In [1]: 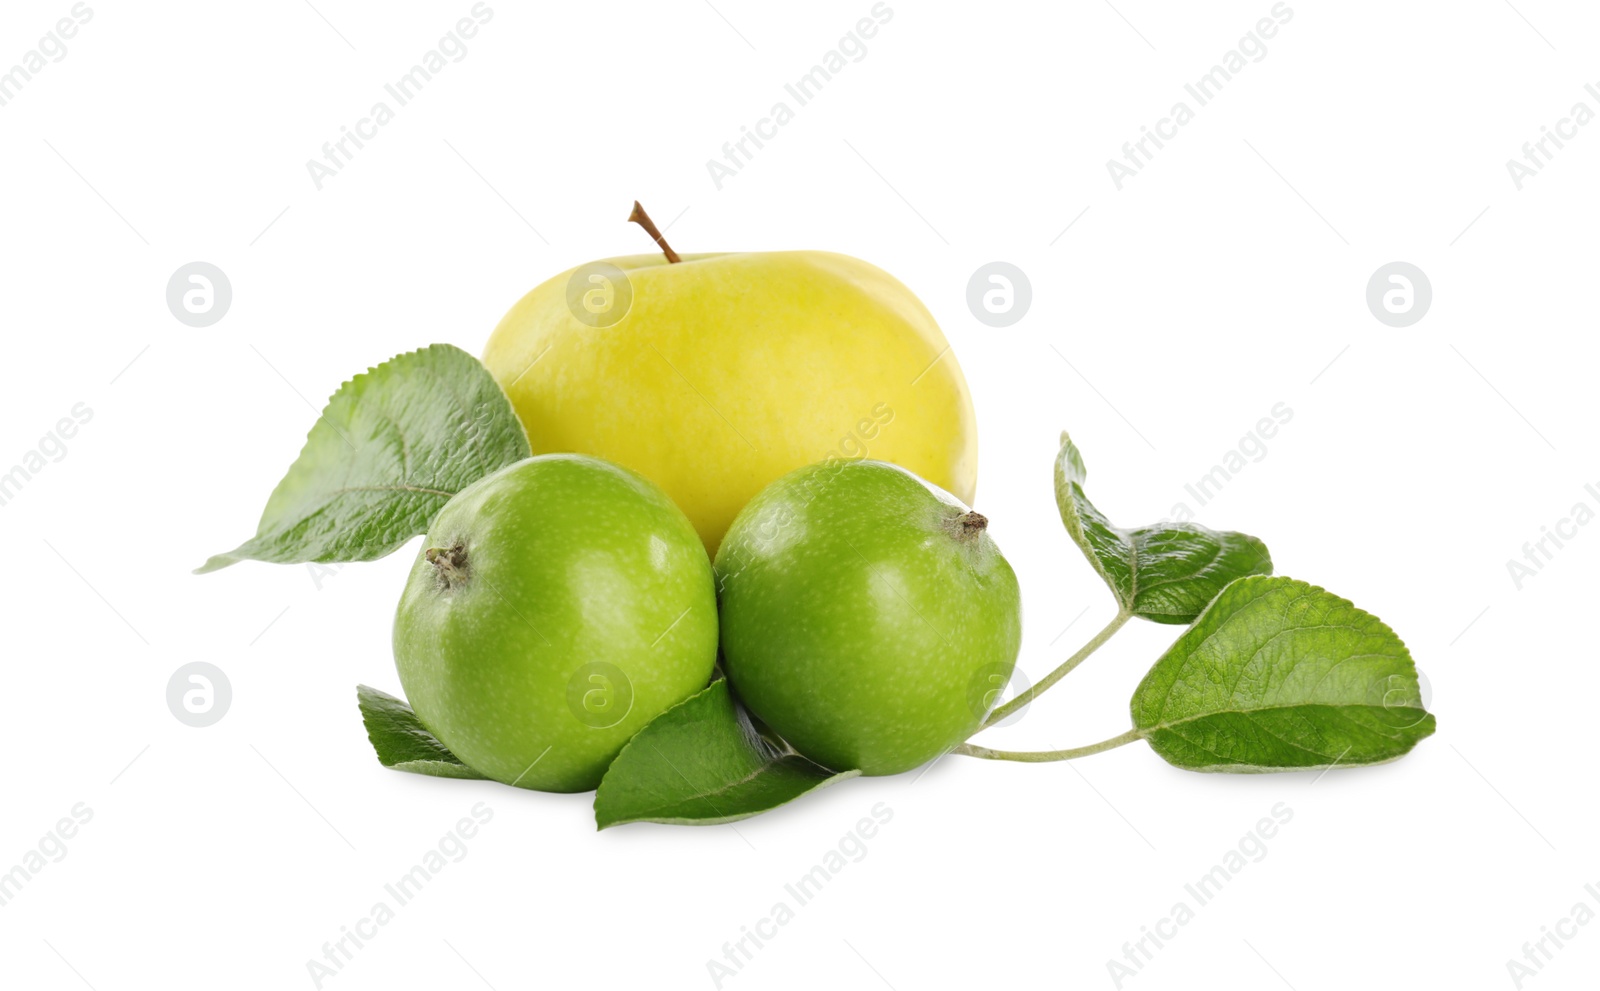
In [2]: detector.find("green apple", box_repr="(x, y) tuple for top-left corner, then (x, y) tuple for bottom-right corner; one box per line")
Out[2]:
(393, 454), (718, 792)
(481, 206), (977, 556)
(714, 459), (1022, 775)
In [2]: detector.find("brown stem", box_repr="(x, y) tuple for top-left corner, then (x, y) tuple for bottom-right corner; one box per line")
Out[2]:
(628, 201), (681, 263)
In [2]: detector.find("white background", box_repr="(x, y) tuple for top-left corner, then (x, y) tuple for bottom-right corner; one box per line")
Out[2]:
(2, 1), (1596, 988)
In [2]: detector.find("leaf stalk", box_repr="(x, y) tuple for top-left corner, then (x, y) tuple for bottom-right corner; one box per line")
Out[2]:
(980, 610), (1131, 729)
(954, 728), (1144, 763)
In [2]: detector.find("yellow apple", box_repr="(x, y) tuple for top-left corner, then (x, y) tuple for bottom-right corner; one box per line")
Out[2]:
(482, 237), (976, 554)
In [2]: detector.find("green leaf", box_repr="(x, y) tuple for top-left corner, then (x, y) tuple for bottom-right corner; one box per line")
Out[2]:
(197, 345), (530, 574)
(1055, 431), (1273, 623)
(1130, 576), (1436, 772)
(594, 680), (858, 828)
(357, 684), (485, 779)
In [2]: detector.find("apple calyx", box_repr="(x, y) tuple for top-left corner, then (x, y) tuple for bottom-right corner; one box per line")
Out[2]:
(953, 511), (988, 542)
(628, 201), (681, 264)
(425, 543), (470, 590)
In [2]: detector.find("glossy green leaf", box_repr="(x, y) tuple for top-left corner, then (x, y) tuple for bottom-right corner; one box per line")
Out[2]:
(1055, 431), (1273, 623)
(197, 345), (530, 573)
(594, 680), (858, 829)
(1131, 576), (1436, 772)
(357, 684), (485, 780)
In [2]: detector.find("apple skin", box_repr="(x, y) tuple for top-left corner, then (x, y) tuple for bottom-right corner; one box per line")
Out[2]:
(393, 454), (718, 793)
(481, 251), (976, 555)
(714, 459), (1021, 775)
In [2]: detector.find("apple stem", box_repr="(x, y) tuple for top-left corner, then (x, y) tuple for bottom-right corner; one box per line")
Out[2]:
(628, 201), (681, 263)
